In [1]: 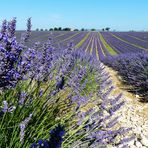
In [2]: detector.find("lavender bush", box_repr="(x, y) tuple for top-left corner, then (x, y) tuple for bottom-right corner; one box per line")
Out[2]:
(0, 18), (133, 148)
(0, 17), (32, 89)
(103, 52), (148, 102)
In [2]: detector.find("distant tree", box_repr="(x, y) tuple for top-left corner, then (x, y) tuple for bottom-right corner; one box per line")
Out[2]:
(45, 29), (48, 31)
(54, 27), (58, 31)
(105, 27), (110, 31)
(36, 28), (39, 31)
(58, 27), (62, 31)
(81, 28), (85, 31)
(74, 29), (79, 31)
(49, 28), (53, 31)
(102, 28), (105, 32)
(40, 29), (44, 31)
(63, 28), (71, 31)
(91, 28), (96, 31)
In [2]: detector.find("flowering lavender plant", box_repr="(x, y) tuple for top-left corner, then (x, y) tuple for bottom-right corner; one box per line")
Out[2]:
(103, 52), (148, 102)
(0, 18), (33, 89)
(0, 18), (133, 148)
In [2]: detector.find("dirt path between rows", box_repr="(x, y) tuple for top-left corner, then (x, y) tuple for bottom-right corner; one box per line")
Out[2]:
(104, 65), (148, 148)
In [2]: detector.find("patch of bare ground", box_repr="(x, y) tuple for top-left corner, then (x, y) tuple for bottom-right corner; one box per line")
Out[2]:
(104, 64), (148, 148)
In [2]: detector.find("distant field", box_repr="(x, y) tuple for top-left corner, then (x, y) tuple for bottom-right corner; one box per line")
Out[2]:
(16, 31), (148, 60)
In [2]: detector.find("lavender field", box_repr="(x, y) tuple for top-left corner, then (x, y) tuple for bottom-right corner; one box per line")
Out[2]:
(16, 28), (148, 100)
(0, 17), (148, 148)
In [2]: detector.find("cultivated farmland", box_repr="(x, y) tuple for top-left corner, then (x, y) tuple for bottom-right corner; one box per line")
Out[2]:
(0, 18), (148, 148)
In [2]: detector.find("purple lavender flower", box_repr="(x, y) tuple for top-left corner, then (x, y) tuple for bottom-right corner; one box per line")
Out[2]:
(8, 106), (16, 113)
(30, 125), (64, 148)
(107, 117), (119, 128)
(33, 41), (40, 50)
(49, 124), (65, 148)
(102, 86), (114, 99)
(20, 113), (33, 142)
(56, 76), (65, 90)
(30, 143), (37, 148)
(110, 93), (122, 105)
(109, 101), (125, 115)
(30, 140), (49, 148)
(39, 89), (43, 97)
(1, 100), (16, 113)
(118, 136), (135, 146)
(7, 17), (16, 38)
(2, 100), (8, 113)
(1, 19), (7, 36)
(23, 18), (32, 42)
(19, 92), (27, 105)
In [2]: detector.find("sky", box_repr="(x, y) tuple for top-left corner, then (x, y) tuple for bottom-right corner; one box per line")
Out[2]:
(0, 0), (148, 31)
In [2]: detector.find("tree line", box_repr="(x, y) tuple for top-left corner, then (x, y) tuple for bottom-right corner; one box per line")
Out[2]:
(35, 27), (110, 31)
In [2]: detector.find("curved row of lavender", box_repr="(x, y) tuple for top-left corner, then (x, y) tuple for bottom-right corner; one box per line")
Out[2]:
(112, 32), (148, 49)
(101, 32), (144, 53)
(78, 32), (108, 61)
(120, 32), (148, 42)
(103, 52), (148, 102)
(100, 32), (148, 102)
(0, 18), (134, 147)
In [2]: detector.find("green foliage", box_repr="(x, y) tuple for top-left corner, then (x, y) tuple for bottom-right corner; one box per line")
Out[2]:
(105, 27), (110, 31)
(75, 33), (90, 48)
(91, 28), (96, 31)
(99, 33), (117, 55)
(0, 56), (101, 147)
(74, 29), (79, 31)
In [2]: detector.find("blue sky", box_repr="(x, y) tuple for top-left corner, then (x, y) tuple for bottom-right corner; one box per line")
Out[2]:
(0, 0), (148, 31)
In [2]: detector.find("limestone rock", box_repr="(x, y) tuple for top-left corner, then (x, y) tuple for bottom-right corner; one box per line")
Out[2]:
(135, 141), (143, 148)
(140, 135), (148, 147)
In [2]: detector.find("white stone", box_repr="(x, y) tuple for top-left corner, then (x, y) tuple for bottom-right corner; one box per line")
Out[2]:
(136, 127), (142, 133)
(129, 146), (137, 148)
(140, 135), (148, 147)
(128, 139), (135, 146)
(135, 141), (143, 148)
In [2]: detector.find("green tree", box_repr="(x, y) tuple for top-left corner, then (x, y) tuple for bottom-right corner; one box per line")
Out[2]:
(58, 27), (62, 31)
(105, 27), (110, 31)
(49, 28), (53, 31)
(91, 28), (96, 31)
(63, 28), (71, 31)
(74, 29), (79, 31)
(54, 27), (58, 31)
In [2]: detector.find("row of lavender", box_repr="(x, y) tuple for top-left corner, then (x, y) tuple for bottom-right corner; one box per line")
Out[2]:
(101, 32), (148, 102)
(34, 31), (148, 102)
(16, 30), (87, 49)
(62, 31), (148, 102)
(33, 31), (148, 103)
(0, 18), (134, 147)
(115, 32), (148, 42)
(101, 32), (143, 54)
(112, 32), (148, 49)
